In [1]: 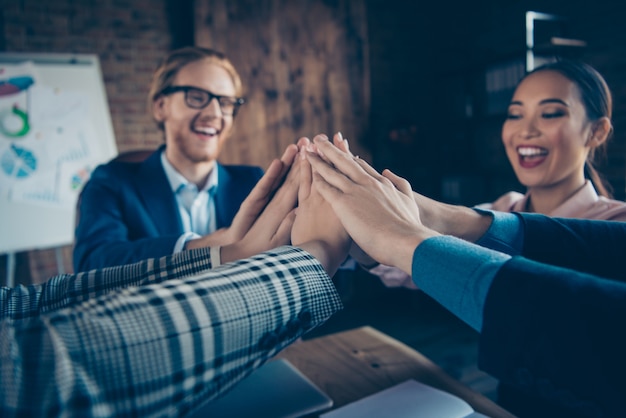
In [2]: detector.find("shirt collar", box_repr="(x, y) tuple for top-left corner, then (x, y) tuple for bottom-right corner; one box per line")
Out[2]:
(549, 180), (598, 217)
(160, 150), (219, 194)
(514, 180), (598, 216)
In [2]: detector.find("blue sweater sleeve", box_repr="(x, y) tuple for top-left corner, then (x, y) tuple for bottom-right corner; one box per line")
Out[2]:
(411, 211), (523, 331)
(474, 209), (524, 255)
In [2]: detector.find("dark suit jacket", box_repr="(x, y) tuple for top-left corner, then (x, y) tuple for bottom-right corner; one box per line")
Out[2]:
(73, 146), (263, 272)
(478, 214), (626, 418)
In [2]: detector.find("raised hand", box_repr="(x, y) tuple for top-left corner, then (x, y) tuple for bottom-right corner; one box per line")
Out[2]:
(186, 142), (300, 254)
(218, 141), (322, 263)
(292, 137), (351, 275)
(306, 136), (437, 275)
(329, 132), (383, 268)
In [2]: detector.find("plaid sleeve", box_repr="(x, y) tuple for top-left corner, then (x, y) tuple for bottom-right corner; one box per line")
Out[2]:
(0, 246), (342, 417)
(0, 247), (215, 320)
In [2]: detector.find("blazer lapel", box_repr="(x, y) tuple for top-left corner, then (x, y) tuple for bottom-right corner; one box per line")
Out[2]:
(214, 164), (236, 229)
(135, 146), (184, 235)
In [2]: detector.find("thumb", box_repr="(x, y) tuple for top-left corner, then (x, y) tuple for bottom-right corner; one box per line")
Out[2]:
(274, 209), (296, 246)
(299, 151), (312, 203)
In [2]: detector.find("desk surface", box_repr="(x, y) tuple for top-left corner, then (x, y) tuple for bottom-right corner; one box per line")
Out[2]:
(277, 326), (516, 418)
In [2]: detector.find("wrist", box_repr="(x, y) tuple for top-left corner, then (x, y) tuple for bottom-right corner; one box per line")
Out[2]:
(299, 239), (350, 276)
(221, 242), (243, 264)
(185, 228), (233, 251)
(388, 229), (437, 275)
(421, 199), (489, 242)
(450, 206), (493, 242)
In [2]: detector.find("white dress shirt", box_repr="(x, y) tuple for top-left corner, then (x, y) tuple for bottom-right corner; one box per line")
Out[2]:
(161, 151), (218, 252)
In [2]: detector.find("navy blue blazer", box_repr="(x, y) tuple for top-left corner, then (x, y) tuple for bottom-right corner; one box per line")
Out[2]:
(73, 146), (263, 272)
(479, 214), (626, 418)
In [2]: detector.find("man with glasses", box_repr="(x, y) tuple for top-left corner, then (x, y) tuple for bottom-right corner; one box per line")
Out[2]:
(2, 141), (352, 416)
(74, 47), (265, 271)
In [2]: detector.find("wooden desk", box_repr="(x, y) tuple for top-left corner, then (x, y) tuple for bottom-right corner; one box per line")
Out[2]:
(277, 326), (516, 418)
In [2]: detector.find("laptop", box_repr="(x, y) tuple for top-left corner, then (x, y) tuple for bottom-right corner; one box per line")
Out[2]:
(191, 359), (333, 418)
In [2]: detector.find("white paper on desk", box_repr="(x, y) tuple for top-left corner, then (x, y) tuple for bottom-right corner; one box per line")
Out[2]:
(321, 379), (490, 418)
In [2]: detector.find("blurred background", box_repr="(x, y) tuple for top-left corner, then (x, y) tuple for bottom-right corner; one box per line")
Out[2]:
(2, 0), (626, 282)
(2, 0), (626, 401)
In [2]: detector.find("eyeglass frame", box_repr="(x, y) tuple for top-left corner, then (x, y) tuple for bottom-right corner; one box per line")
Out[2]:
(159, 85), (245, 116)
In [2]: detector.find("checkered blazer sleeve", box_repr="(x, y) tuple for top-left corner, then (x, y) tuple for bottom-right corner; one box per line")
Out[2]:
(0, 247), (215, 320)
(0, 246), (342, 417)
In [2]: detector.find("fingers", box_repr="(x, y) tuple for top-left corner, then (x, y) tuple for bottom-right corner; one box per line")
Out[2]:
(382, 169), (413, 196)
(245, 159), (283, 204)
(280, 143), (299, 164)
(312, 135), (368, 185)
(311, 170), (343, 205)
(309, 134), (331, 164)
(263, 159), (299, 222)
(248, 157), (285, 205)
(296, 136), (311, 149)
(333, 132), (351, 155)
(306, 151), (353, 194)
(228, 143), (296, 240)
(353, 155), (385, 181)
(299, 149), (312, 204)
(273, 209), (296, 245)
(229, 158), (283, 235)
(273, 143), (299, 190)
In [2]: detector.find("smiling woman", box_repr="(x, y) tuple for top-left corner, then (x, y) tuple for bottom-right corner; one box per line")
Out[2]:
(477, 60), (626, 221)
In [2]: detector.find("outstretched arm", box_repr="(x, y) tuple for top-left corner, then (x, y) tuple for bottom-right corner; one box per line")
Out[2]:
(186, 142), (301, 250)
(306, 135), (626, 416)
(1, 138), (354, 417)
(1, 247), (214, 320)
(1, 246), (342, 417)
(3, 144), (303, 320)
(305, 135), (436, 274)
(292, 140), (351, 276)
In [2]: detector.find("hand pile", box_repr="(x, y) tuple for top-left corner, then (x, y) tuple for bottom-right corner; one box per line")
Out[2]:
(186, 131), (454, 277)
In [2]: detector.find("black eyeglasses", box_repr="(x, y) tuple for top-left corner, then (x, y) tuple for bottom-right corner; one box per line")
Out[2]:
(160, 86), (245, 116)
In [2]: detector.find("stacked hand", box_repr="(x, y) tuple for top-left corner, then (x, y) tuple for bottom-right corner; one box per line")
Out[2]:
(304, 135), (438, 275)
(186, 140), (302, 263)
(291, 134), (352, 275)
(185, 135), (353, 273)
(185, 130), (491, 278)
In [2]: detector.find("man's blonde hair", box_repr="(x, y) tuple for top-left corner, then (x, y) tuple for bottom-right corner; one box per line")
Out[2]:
(148, 47), (243, 130)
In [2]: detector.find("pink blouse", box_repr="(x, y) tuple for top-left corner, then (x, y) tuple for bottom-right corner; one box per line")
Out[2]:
(478, 180), (626, 222)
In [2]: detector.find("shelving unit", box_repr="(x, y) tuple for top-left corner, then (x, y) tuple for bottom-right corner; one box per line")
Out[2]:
(526, 11), (587, 71)
(437, 11), (588, 206)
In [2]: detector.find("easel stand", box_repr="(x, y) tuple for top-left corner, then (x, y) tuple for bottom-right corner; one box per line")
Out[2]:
(5, 252), (15, 287)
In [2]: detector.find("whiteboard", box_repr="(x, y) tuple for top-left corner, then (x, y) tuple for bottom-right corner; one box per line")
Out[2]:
(0, 53), (117, 253)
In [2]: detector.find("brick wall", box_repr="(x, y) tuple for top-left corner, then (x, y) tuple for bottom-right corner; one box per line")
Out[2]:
(3, 0), (172, 151)
(1, 0), (173, 283)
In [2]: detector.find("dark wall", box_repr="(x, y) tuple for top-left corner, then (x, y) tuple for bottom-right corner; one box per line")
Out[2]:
(366, 0), (626, 204)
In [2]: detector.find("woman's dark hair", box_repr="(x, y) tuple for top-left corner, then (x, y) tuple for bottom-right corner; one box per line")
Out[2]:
(526, 60), (614, 197)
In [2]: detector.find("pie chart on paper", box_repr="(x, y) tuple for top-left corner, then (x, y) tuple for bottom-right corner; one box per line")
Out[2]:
(1, 143), (37, 178)
(0, 76), (34, 97)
